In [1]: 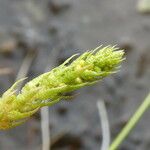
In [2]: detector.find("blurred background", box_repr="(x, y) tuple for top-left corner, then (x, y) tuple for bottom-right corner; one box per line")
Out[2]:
(0, 0), (150, 150)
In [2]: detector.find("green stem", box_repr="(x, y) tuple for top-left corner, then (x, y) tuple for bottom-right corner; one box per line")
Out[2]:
(109, 93), (150, 150)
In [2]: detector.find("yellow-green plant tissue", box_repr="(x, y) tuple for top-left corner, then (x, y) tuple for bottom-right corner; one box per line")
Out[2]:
(0, 46), (124, 129)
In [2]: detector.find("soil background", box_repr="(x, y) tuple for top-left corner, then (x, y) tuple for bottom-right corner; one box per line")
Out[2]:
(0, 0), (150, 150)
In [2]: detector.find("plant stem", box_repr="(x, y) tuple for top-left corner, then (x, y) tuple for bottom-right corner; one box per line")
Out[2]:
(109, 93), (150, 150)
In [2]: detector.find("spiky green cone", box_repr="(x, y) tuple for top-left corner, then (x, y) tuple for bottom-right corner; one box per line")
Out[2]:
(0, 46), (124, 129)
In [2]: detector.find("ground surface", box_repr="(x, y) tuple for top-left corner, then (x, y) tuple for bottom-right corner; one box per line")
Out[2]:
(0, 0), (150, 150)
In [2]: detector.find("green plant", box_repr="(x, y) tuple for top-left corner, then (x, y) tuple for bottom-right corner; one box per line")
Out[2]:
(109, 93), (150, 150)
(1, 45), (149, 150)
(0, 45), (124, 130)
